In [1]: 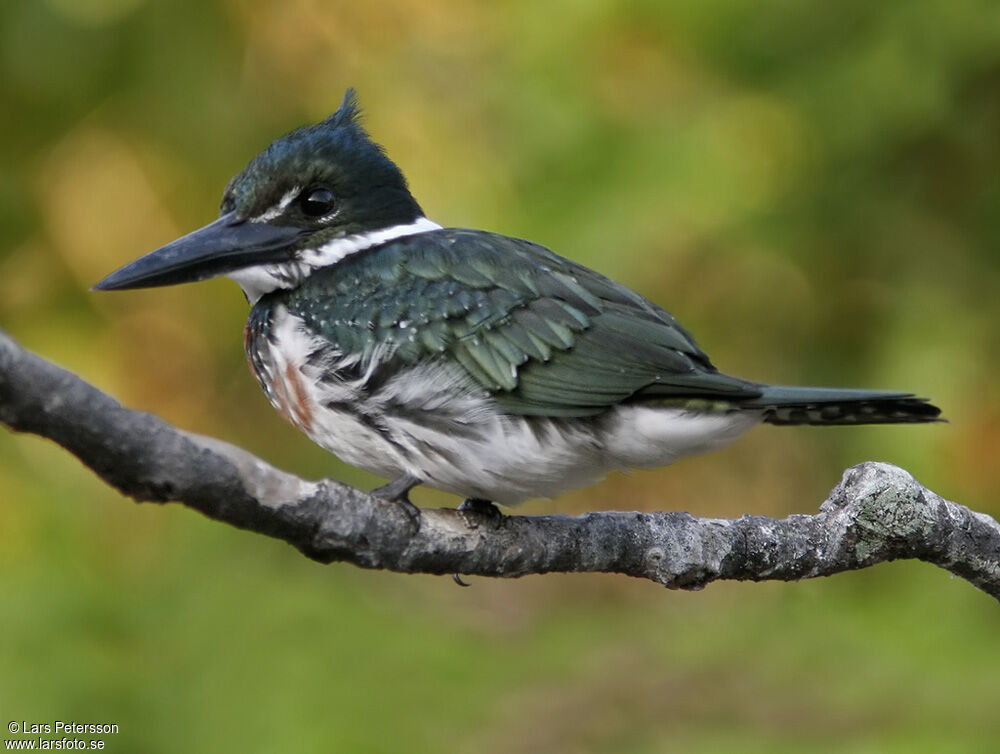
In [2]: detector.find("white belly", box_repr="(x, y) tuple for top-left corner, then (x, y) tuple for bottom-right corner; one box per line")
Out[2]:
(386, 405), (760, 505)
(258, 305), (761, 505)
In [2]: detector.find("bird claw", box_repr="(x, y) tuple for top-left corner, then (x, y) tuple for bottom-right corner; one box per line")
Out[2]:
(458, 497), (503, 527)
(371, 474), (422, 532)
(394, 497), (422, 531)
(450, 498), (503, 587)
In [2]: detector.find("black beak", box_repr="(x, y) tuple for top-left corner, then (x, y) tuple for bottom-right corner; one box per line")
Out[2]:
(93, 211), (303, 291)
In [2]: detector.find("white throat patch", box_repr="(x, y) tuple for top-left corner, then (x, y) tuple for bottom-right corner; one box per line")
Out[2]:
(227, 216), (443, 304)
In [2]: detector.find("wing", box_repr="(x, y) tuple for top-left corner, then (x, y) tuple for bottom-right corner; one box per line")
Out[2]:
(281, 228), (762, 417)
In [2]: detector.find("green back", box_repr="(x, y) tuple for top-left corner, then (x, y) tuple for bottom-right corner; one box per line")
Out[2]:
(278, 229), (761, 417)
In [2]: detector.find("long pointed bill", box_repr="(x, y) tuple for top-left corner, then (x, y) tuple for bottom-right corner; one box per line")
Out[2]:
(93, 211), (303, 291)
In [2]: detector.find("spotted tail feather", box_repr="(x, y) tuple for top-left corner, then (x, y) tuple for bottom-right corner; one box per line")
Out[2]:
(751, 386), (942, 426)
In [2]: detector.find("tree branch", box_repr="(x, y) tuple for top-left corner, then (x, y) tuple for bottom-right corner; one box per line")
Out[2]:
(2, 327), (997, 600)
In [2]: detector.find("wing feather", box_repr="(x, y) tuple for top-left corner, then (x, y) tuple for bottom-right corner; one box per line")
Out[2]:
(282, 228), (762, 416)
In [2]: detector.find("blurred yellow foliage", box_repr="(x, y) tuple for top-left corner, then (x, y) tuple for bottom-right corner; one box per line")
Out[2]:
(2, 1), (999, 751)
(39, 126), (180, 284)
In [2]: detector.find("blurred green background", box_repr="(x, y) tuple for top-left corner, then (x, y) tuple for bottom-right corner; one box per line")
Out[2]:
(2, 0), (1000, 751)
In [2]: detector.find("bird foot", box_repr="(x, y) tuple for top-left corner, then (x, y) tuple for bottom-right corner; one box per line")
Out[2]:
(457, 497), (504, 527)
(371, 474), (422, 532)
(451, 498), (504, 587)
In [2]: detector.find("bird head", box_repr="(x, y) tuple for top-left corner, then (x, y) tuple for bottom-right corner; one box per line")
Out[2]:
(94, 89), (434, 302)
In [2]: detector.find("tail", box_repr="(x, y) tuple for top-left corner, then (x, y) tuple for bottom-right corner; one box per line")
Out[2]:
(749, 386), (943, 426)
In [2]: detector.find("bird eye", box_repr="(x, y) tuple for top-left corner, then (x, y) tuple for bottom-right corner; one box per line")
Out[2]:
(300, 187), (336, 217)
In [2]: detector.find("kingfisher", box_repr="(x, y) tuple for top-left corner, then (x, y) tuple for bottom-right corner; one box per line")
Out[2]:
(95, 89), (941, 514)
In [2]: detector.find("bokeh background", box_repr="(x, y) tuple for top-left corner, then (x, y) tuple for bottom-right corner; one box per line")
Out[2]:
(2, 0), (1000, 751)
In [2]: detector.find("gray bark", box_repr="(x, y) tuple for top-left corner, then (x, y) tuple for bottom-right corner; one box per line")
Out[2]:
(2, 328), (998, 600)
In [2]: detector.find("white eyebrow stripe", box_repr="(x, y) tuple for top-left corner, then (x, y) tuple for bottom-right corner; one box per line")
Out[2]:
(250, 186), (301, 223)
(299, 216), (444, 268)
(226, 216), (444, 305)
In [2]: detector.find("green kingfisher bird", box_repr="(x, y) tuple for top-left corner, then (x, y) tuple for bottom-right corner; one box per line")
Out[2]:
(95, 89), (941, 510)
